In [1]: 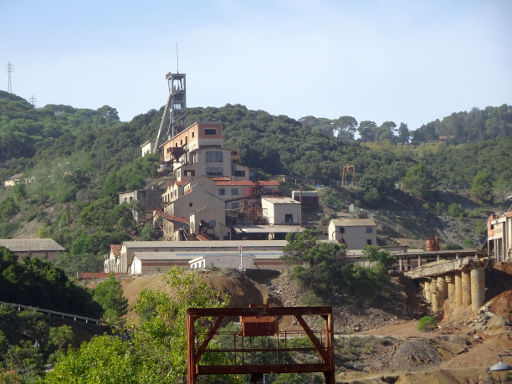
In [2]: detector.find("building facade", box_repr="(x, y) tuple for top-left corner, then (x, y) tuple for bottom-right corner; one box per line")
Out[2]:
(328, 218), (377, 249)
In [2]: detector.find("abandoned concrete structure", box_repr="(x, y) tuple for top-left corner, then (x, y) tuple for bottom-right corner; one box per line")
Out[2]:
(118, 187), (163, 223)
(328, 218), (377, 249)
(0, 238), (65, 261)
(406, 256), (488, 314)
(487, 212), (512, 261)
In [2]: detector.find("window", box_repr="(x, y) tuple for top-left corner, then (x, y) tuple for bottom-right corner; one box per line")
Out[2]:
(234, 170), (246, 177)
(206, 167), (223, 176)
(285, 214), (293, 224)
(189, 202), (193, 207)
(366, 227), (373, 234)
(206, 151), (223, 162)
(339, 227), (345, 233)
(366, 239), (372, 245)
(204, 128), (217, 135)
(218, 188), (226, 196)
(231, 188), (239, 195)
(192, 132), (195, 138)
(184, 170), (195, 177)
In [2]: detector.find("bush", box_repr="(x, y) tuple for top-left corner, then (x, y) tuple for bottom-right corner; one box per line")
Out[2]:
(417, 316), (436, 332)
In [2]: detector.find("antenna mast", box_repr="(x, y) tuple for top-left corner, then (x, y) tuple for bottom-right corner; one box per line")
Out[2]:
(176, 43), (179, 73)
(6, 62), (13, 93)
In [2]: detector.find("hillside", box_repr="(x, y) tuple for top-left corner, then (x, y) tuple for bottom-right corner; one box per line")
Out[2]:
(1, 91), (512, 273)
(112, 265), (512, 384)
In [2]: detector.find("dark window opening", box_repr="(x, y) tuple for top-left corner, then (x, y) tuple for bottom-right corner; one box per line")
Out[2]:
(367, 239), (372, 245)
(204, 128), (217, 135)
(285, 214), (293, 224)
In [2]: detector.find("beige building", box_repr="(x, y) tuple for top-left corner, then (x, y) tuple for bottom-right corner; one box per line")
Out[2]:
(487, 212), (512, 261)
(0, 238), (65, 261)
(159, 122), (249, 182)
(118, 187), (163, 223)
(261, 196), (301, 225)
(328, 218), (377, 249)
(141, 140), (154, 157)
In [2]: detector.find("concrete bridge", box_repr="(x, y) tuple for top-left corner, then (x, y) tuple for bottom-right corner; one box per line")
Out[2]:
(404, 256), (489, 314)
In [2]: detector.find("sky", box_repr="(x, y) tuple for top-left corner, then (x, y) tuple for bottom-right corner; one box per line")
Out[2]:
(1, 0), (511, 130)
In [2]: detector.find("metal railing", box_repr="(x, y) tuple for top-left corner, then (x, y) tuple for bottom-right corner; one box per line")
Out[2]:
(0, 301), (102, 325)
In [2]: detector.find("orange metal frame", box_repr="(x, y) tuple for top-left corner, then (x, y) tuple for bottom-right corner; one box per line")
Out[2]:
(186, 306), (335, 383)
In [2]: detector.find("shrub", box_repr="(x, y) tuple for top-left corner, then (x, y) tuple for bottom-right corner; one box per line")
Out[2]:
(417, 316), (436, 332)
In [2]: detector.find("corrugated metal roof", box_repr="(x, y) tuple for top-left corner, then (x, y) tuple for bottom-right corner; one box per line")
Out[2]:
(123, 240), (288, 249)
(0, 238), (65, 252)
(257, 181), (280, 186)
(330, 218), (376, 227)
(110, 244), (122, 257)
(133, 250), (283, 261)
(216, 180), (256, 186)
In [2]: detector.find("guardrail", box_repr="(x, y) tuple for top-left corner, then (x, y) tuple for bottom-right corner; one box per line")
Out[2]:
(0, 301), (102, 325)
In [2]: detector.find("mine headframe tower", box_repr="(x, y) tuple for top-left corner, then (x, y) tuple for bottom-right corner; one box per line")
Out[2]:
(187, 305), (335, 384)
(153, 71), (187, 153)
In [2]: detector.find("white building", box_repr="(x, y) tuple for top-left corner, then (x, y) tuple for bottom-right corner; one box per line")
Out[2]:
(189, 252), (255, 271)
(261, 196), (301, 225)
(105, 240), (287, 274)
(328, 218), (377, 249)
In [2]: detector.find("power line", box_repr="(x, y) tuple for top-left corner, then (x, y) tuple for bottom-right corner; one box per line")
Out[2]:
(6, 61), (13, 93)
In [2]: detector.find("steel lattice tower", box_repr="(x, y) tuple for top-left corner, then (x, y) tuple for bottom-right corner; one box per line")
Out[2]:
(6, 62), (13, 93)
(153, 71), (187, 152)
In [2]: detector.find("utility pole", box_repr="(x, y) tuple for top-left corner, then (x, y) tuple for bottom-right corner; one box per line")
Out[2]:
(6, 62), (13, 93)
(29, 95), (37, 107)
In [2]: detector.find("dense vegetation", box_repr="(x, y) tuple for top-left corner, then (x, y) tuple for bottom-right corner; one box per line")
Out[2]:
(412, 104), (512, 145)
(44, 267), (239, 384)
(1, 90), (511, 274)
(0, 247), (124, 382)
(282, 231), (396, 299)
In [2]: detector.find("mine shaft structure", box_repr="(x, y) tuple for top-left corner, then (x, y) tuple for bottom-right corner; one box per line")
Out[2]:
(186, 305), (335, 383)
(341, 164), (356, 187)
(153, 71), (187, 153)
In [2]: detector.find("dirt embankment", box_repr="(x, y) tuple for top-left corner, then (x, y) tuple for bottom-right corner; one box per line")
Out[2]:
(118, 265), (512, 384)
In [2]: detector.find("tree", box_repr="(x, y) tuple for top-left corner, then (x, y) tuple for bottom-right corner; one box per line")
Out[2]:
(45, 267), (237, 384)
(93, 273), (128, 324)
(471, 170), (493, 203)
(403, 163), (434, 197)
(397, 122), (410, 143)
(358, 121), (378, 142)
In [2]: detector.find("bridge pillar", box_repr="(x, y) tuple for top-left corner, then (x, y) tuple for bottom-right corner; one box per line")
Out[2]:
(461, 269), (471, 307)
(431, 279), (440, 313)
(437, 275), (447, 303)
(446, 274), (455, 309)
(471, 267), (485, 312)
(454, 271), (463, 307)
(424, 280), (432, 302)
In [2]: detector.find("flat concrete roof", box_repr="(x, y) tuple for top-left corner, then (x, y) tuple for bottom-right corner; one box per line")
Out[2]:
(0, 238), (65, 252)
(261, 196), (300, 204)
(132, 250), (283, 264)
(330, 218), (376, 227)
(234, 225), (304, 234)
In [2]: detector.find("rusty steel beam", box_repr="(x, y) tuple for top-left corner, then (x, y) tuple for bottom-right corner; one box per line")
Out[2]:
(295, 314), (329, 364)
(187, 306), (332, 317)
(195, 316), (224, 363)
(198, 363), (331, 375)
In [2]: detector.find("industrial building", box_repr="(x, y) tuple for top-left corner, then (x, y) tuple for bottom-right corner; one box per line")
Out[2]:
(328, 218), (377, 249)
